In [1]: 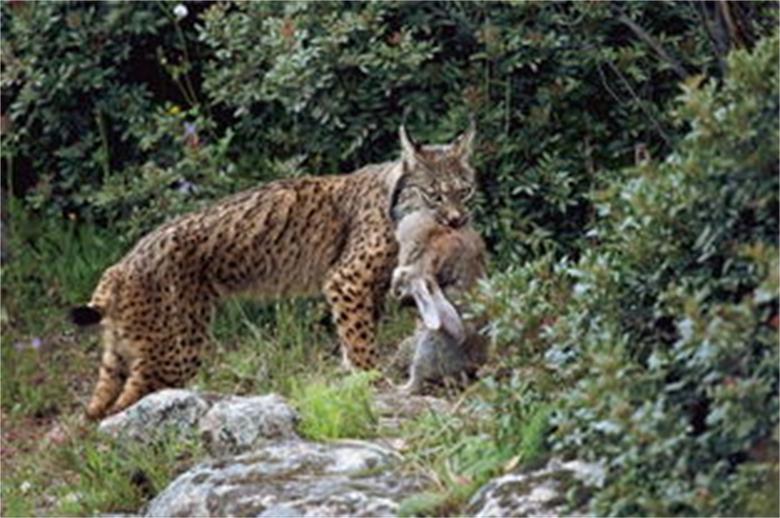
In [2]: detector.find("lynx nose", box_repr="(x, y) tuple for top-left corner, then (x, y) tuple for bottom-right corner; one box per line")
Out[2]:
(445, 211), (468, 228)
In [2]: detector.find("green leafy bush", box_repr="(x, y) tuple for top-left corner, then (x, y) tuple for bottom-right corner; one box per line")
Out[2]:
(196, 1), (777, 262)
(478, 32), (779, 516)
(5, 2), (775, 257)
(2, 2), (167, 212)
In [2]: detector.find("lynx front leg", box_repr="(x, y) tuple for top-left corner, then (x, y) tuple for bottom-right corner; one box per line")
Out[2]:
(324, 266), (382, 371)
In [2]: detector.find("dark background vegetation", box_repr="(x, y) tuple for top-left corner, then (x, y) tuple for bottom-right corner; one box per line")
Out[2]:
(1, 2), (777, 516)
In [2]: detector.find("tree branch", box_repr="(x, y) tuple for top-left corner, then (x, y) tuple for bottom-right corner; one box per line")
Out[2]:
(617, 13), (689, 81)
(605, 60), (673, 148)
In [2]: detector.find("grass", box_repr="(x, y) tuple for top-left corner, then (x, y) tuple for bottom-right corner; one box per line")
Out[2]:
(197, 297), (339, 397)
(394, 381), (555, 516)
(292, 371), (380, 440)
(517, 403), (552, 465)
(2, 210), (124, 335)
(397, 490), (464, 517)
(2, 211), (114, 419)
(1, 420), (204, 516)
(54, 428), (204, 515)
(1, 342), (74, 418)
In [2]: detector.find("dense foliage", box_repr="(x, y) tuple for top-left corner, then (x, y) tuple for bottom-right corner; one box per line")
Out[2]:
(4, 2), (775, 257)
(477, 32), (779, 515)
(1, 2), (777, 516)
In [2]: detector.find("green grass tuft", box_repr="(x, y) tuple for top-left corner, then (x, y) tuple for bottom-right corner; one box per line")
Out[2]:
(397, 491), (458, 517)
(0, 421), (205, 516)
(51, 428), (204, 515)
(292, 371), (379, 440)
(518, 403), (551, 465)
(197, 298), (337, 397)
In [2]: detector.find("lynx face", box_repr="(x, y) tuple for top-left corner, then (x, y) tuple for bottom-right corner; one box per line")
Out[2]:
(389, 124), (477, 228)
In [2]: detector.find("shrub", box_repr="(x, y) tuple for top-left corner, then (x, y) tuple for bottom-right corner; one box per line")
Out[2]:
(197, 1), (778, 262)
(478, 31), (779, 516)
(4, 2), (776, 258)
(1, 2), (168, 214)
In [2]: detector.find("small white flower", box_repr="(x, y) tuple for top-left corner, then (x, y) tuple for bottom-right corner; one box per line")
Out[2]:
(173, 4), (188, 21)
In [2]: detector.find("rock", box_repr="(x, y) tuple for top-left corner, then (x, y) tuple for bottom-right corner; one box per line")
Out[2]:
(257, 504), (301, 517)
(99, 389), (210, 442)
(467, 457), (606, 517)
(199, 394), (299, 454)
(374, 389), (453, 433)
(98, 389), (298, 453)
(144, 439), (426, 517)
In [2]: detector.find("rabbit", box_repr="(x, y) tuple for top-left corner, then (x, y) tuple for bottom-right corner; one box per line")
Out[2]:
(391, 210), (489, 393)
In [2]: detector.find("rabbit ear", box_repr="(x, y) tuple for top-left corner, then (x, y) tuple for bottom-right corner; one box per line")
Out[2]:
(408, 277), (466, 343)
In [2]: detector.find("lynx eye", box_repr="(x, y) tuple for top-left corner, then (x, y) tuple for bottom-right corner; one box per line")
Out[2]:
(423, 190), (444, 203)
(457, 186), (475, 202)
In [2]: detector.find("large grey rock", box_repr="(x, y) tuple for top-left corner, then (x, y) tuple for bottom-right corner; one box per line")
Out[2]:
(199, 394), (298, 454)
(374, 389), (452, 432)
(144, 439), (426, 517)
(98, 389), (298, 453)
(99, 389), (210, 442)
(467, 457), (606, 517)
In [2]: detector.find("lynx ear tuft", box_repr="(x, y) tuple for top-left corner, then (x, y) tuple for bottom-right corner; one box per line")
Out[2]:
(70, 305), (103, 327)
(451, 119), (476, 161)
(399, 125), (423, 166)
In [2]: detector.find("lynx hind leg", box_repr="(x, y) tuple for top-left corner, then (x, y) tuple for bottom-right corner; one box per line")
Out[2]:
(156, 330), (209, 388)
(105, 329), (208, 417)
(324, 268), (381, 371)
(86, 345), (126, 420)
(108, 355), (166, 416)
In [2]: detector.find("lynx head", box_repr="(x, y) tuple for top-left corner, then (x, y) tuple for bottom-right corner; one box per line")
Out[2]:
(389, 123), (477, 228)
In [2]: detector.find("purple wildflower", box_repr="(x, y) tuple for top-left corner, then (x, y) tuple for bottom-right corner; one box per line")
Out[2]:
(31, 337), (43, 350)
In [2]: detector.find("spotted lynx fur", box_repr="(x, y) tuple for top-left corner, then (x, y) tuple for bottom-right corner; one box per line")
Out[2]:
(71, 125), (476, 419)
(391, 209), (488, 393)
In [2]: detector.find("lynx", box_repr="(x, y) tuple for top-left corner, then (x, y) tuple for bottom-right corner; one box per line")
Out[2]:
(71, 125), (477, 419)
(391, 209), (489, 394)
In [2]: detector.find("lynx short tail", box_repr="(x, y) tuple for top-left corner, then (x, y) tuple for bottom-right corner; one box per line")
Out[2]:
(69, 265), (122, 327)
